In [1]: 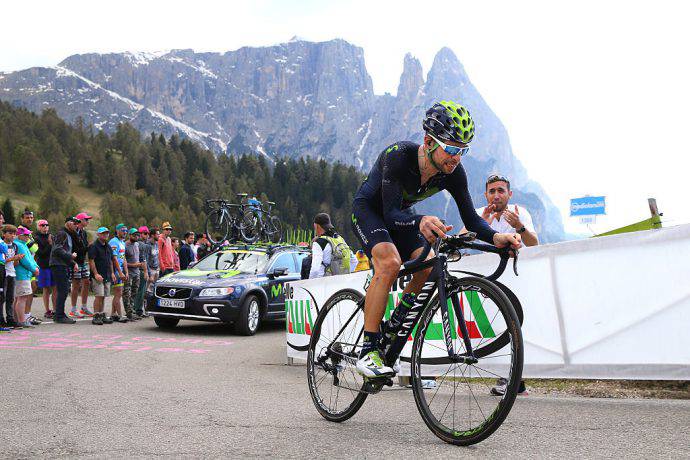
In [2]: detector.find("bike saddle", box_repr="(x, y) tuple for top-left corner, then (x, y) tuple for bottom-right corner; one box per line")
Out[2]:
(236, 193), (248, 197)
(266, 201), (275, 205)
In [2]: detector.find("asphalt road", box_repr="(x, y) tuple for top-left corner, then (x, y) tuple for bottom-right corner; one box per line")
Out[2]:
(1, 303), (688, 459)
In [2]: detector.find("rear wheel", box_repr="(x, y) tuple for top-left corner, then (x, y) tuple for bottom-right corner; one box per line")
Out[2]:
(153, 316), (180, 329)
(307, 289), (368, 422)
(410, 276), (523, 445)
(205, 210), (229, 244)
(267, 216), (283, 243)
(240, 210), (259, 244)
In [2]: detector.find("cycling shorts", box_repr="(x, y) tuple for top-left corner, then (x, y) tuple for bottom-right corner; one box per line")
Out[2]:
(351, 199), (426, 262)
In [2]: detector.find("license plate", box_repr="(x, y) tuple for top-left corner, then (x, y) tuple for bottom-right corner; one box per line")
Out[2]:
(158, 299), (185, 308)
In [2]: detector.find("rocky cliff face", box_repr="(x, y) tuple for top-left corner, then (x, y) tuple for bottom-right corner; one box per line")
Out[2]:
(0, 39), (565, 241)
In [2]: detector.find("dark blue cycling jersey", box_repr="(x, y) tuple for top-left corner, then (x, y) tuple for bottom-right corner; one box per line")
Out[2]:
(352, 141), (496, 258)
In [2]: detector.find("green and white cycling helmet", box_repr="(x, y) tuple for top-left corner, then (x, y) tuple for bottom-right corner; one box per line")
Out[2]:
(423, 100), (475, 144)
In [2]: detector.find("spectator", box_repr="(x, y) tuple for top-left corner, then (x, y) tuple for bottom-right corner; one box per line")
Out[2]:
(20, 211), (39, 321)
(158, 222), (175, 276)
(2, 225), (23, 328)
(108, 224), (129, 323)
(308, 213), (357, 279)
(49, 217), (80, 324)
(354, 249), (371, 272)
(69, 212), (94, 318)
(35, 219), (56, 319)
(196, 233), (211, 260)
(476, 174), (539, 247)
(133, 226), (151, 317)
(145, 227), (160, 295)
(179, 232), (195, 270)
(476, 174), (539, 397)
(88, 227), (116, 325)
(171, 237), (181, 272)
(123, 228), (143, 321)
(0, 221), (7, 331)
(14, 226), (40, 328)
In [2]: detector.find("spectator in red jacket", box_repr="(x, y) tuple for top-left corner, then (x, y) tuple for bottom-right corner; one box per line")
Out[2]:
(158, 221), (175, 276)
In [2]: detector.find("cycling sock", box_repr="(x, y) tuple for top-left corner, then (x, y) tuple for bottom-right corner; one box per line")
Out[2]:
(360, 330), (381, 358)
(380, 292), (416, 354)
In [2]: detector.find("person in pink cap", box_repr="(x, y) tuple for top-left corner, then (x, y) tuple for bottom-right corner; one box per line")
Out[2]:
(69, 212), (94, 318)
(34, 219), (57, 319)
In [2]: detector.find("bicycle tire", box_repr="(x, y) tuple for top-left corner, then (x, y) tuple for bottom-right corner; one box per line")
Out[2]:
(205, 209), (229, 245)
(307, 289), (368, 422)
(410, 276), (523, 445)
(268, 215), (283, 243)
(240, 209), (259, 244)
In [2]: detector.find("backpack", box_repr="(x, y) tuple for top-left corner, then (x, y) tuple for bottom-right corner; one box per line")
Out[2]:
(321, 234), (352, 275)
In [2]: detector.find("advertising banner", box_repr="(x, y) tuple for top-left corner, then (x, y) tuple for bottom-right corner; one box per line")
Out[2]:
(287, 224), (690, 380)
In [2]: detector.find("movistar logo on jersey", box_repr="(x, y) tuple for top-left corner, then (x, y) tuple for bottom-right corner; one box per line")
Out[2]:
(385, 144), (400, 154)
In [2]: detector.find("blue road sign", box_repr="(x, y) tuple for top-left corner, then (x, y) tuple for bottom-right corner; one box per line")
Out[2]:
(570, 196), (606, 216)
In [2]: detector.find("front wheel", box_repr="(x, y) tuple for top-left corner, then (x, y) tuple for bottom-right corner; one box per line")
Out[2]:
(307, 289), (368, 422)
(410, 276), (523, 445)
(205, 210), (229, 245)
(234, 294), (261, 335)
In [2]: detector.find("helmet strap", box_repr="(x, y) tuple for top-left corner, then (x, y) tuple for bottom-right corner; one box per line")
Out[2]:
(425, 142), (444, 172)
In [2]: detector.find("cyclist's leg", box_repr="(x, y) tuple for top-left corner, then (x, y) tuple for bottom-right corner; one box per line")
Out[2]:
(351, 204), (397, 377)
(394, 230), (434, 297)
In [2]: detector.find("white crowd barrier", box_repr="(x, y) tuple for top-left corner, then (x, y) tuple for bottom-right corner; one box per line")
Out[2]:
(285, 224), (690, 380)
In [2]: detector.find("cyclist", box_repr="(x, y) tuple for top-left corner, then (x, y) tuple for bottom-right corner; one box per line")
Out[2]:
(351, 100), (522, 378)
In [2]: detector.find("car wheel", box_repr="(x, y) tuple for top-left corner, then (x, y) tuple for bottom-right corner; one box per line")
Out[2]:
(154, 316), (180, 329)
(234, 295), (261, 336)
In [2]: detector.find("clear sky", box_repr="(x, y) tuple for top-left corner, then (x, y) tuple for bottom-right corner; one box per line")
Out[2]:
(2, 0), (688, 234)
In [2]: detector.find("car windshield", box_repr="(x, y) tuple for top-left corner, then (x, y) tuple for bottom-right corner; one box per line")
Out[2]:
(193, 250), (269, 274)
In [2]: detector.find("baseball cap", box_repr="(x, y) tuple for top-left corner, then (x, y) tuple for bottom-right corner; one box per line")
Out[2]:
(115, 223), (127, 231)
(16, 226), (31, 236)
(162, 221), (173, 230)
(314, 213), (334, 231)
(97, 227), (109, 234)
(138, 225), (149, 233)
(37, 219), (49, 226)
(75, 212), (92, 220)
(128, 228), (140, 235)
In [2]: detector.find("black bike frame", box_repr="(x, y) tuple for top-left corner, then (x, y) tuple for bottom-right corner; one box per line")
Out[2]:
(326, 244), (477, 367)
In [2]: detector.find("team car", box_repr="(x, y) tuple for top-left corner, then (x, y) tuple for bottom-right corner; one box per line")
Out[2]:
(147, 244), (309, 335)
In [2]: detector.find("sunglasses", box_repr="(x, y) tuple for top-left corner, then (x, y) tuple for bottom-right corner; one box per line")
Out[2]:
(486, 174), (510, 185)
(429, 134), (470, 157)
(39, 224), (49, 227)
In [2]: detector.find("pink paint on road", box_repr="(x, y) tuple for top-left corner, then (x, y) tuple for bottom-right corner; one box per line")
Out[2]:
(0, 330), (231, 354)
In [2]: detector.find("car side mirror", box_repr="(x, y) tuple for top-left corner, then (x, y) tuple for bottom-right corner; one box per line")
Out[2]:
(271, 267), (289, 277)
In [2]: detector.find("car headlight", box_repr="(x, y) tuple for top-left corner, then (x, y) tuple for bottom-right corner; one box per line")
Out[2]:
(199, 287), (235, 297)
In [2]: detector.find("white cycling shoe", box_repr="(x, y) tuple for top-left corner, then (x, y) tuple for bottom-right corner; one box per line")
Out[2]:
(356, 350), (395, 378)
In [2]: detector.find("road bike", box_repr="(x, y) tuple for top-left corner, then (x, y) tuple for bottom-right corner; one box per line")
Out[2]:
(204, 194), (257, 244)
(306, 233), (524, 445)
(241, 200), (283, 244)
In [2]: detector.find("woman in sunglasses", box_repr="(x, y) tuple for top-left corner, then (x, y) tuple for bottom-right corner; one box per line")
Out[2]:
(350, 100), (522, 378)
